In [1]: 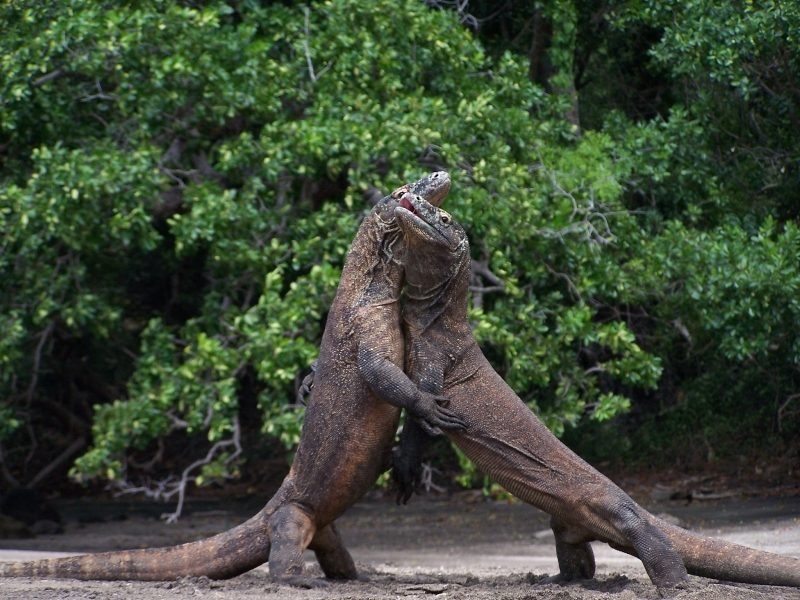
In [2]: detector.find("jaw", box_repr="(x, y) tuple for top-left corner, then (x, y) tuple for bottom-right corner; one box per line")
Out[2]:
(377, 171), (451, 228)
(408, 171), (450, 207)
(392, 171), (451, 208)
(395, 205), (449, 249)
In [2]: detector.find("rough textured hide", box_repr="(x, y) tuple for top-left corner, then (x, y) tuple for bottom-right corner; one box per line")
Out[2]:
(0, 172), (455, 585)
(390, 193), (800, 594)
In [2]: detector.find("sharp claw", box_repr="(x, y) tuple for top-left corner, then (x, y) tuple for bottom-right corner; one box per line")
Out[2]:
(435, 415), (467, 430)
(418, 420), (438, 436)
(426, 425), (443, 436)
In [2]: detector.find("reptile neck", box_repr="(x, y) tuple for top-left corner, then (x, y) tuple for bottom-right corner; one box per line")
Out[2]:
(403, 254), (470, 334)
(336, 205), (404, 308)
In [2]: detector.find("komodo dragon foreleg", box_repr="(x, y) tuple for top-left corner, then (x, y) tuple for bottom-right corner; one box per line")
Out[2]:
(300, 334), (466, 431)
(358, 343), (465, 434)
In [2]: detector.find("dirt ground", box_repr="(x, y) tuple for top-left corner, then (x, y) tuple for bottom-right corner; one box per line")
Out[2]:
(1, 491), (799, 600)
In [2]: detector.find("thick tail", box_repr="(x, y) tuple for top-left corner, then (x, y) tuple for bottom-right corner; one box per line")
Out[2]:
(0, 501), (276, 581)
(653, 515), (800, 587)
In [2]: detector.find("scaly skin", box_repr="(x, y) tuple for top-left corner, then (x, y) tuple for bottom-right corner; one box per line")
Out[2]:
(381, 193), (800, 594)
(0, 172), (464, 585)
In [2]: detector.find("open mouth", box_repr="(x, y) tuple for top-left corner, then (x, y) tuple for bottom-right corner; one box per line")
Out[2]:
(398, 195), (418, 216)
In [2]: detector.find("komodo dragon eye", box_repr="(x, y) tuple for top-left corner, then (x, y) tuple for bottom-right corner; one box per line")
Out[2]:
(440, 213), (451, 225)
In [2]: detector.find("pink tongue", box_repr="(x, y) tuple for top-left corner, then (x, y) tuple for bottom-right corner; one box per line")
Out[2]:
(399, 197), (415, 213)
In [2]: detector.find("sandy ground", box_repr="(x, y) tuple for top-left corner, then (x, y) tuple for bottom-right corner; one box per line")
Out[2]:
(0, 492), (799, 599)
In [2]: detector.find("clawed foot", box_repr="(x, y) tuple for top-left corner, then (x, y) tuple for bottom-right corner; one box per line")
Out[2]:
(391, 445), (422, 504)
(414, 392), (467, 434)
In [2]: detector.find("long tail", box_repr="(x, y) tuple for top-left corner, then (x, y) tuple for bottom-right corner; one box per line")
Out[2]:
(0, 498), (278, 581)
(652, 515), (800, 587)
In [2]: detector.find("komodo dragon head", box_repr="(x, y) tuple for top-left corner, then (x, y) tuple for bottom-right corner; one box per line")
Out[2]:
(391, 170), (451, 207)
(394, 191), (470, 293)
(395, 192), (468, 253)
(370, 172), (451, 267)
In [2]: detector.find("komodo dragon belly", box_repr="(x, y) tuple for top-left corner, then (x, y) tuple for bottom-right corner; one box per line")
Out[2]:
(443, 357), (633, 547)
(288, 369), (401, 527)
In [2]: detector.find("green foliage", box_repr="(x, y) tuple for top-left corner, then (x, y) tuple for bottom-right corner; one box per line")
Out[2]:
(0, 403), (21, 441)
(2, 0), (798, 496)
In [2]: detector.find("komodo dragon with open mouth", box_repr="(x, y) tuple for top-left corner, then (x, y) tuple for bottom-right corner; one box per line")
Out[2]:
(0, 172), (465, 586)
(365, 191), (800, 595)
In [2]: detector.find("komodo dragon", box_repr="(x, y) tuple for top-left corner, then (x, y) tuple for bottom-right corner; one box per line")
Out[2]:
(0, 172), (464, 585)
(366, 192), (800, 595)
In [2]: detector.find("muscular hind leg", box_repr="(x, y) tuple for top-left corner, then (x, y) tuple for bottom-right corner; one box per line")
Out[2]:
(549, 517), (596, 581)
(267, 503), (321, 587)
(308, 522), (358, 580)
(607, 502), (688, 593)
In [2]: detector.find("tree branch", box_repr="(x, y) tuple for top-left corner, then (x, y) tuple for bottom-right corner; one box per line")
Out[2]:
(26, 321), (55, 404)
(302, 7), (333, 83)
(470, 257), (505, 309)
(0, 443), (21, 488)
(777, 393), (800, 433)
(28, 437), (86, 489)
(534, 158), (620, 245)
(111, 416), (243, 523)
(32, 68), (66, 87)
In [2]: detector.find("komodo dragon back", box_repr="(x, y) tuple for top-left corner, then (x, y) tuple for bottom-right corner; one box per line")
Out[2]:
(0, 172), (452, 583)
(390, 193), (800, 593)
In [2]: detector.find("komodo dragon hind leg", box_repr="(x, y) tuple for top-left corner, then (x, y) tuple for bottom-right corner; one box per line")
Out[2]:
(267, 503), (349, 587)
(308, 522), (358, 580)
(549, 517), (596, 581)
(606, 503), (688, 595)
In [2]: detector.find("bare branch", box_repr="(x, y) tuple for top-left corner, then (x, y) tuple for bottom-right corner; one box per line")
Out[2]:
(127, 438), (165, 471)
(26, 321), (55, 403)
(583, 365), (606, 376)
(302, 7), (317, 81)
(302, 7), (333, 83)
(534, 157), (622, 246)
(469, 285), (505, 294)
(471, 258), (504, 288)
(544, 262), (582, 302)
(112, 416), (243, 523)
(32, 68), (66, 87)
(28, 437), (86, 489)
(418, 462), (446, 494)
(113, 476), (179, 502)
(35, 397), (90, 435)
(777, 393), (800, 433)
(0, 443), (21, 488)
(161, 416), (242, 523)
(470, 256), (505, 309)
(80, 80), (115, 102)
(672, 318), (693, 346)
(423, 0), (480, 29)
(24, 417), (38, 474)
(166, 411), (190, 431)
